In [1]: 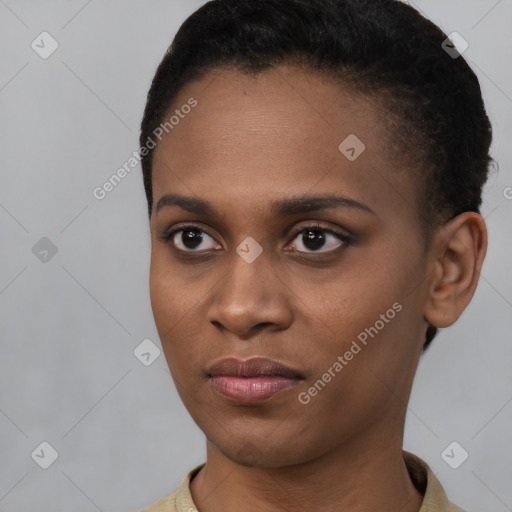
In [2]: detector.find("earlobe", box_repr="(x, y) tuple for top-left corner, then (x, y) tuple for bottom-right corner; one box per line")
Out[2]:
(423, 212), (487, 329)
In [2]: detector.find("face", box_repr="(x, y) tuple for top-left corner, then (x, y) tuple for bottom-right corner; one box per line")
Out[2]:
(149, 65), (432, 468)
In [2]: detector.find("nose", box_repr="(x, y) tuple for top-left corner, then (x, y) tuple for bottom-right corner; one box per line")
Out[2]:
(207, 252), (293, 339)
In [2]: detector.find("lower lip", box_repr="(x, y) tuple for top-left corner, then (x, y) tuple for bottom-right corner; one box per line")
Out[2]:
(210, 376), (300, 404)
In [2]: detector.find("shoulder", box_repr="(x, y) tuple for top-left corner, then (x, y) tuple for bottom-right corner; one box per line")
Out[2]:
(403, 450), (468, 512)
(141, 463), (205, 512)
(140, 494), (175, 512)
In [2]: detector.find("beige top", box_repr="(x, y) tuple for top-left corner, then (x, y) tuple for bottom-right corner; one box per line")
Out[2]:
(142, 450), (466, 512)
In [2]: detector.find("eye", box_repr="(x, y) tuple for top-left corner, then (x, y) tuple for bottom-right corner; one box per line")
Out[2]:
(158, 222), (352, 255)
(287, 224), (352, 254)
(159, 225), (221, 252)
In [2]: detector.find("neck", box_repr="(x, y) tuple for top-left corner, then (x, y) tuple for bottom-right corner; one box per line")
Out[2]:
(190, 425), (423, 512)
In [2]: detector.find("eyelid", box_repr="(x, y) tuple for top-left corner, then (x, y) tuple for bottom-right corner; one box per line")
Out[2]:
(287, 221), (352, 241)
(158, 221), (352, 253)
(157, 222), (221, 247)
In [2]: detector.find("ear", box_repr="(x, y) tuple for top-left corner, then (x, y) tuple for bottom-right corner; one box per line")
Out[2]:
(424, 212), (487, 329)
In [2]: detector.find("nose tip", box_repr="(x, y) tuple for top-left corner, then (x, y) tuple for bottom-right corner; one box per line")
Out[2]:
(206, 252), (294, 338)
(210, 317), (275, 339)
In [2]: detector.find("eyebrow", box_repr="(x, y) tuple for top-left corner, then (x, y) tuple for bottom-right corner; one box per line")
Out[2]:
(153, 193), (375, 217)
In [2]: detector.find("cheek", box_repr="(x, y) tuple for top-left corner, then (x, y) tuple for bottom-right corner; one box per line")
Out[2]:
(293, 303), (421, 444)
(149, 252), (214, 372)
(149, 258), (173, 328)
(149, 248), (195, 322)
(296, 257), (404, 350)
(305, 244), (424, 382)
(149, 254), (192, 353)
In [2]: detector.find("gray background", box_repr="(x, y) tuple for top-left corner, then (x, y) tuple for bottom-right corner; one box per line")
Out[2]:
(0, 1), (511, 511)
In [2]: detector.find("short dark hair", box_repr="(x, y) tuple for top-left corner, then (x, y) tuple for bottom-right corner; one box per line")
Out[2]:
(139, 0), (493, 351)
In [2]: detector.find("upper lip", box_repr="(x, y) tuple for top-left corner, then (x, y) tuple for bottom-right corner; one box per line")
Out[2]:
(207, 357), (304, 379)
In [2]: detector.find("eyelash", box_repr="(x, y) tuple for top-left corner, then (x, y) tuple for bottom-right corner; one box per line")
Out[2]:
(157, 222), (353, 256)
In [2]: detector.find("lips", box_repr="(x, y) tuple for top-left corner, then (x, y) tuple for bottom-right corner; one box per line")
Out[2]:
(207, 357), (304, 404)
(208, 357), (303, 379)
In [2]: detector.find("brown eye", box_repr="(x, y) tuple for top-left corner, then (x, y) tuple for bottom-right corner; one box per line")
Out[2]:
(159, 225), (221, 252)
(288, 225), (351, 254)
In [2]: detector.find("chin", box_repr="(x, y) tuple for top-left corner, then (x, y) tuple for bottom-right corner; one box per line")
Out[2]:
(213, 437), (306, 469)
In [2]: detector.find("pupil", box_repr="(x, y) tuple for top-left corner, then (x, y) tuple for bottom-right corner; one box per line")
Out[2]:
(180, 229), (326, 251)
(304, 229), (325, 250)
(183, 229), (202, 249)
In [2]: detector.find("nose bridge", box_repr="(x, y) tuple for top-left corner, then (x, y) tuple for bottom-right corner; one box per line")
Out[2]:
(208, 244), (291, 336)
(219, 246), (271, 310)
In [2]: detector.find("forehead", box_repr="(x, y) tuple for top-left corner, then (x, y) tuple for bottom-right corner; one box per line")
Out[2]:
(151, 65), (418, 224)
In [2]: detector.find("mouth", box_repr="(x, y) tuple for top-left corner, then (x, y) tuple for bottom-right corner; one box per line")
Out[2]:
(207, 357), (304, 404)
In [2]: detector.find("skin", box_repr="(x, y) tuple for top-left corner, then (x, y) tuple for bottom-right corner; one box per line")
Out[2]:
(148, 65), (487, 512)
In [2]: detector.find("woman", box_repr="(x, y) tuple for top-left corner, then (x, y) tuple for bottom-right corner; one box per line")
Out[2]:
(139, 0), (491, 510)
